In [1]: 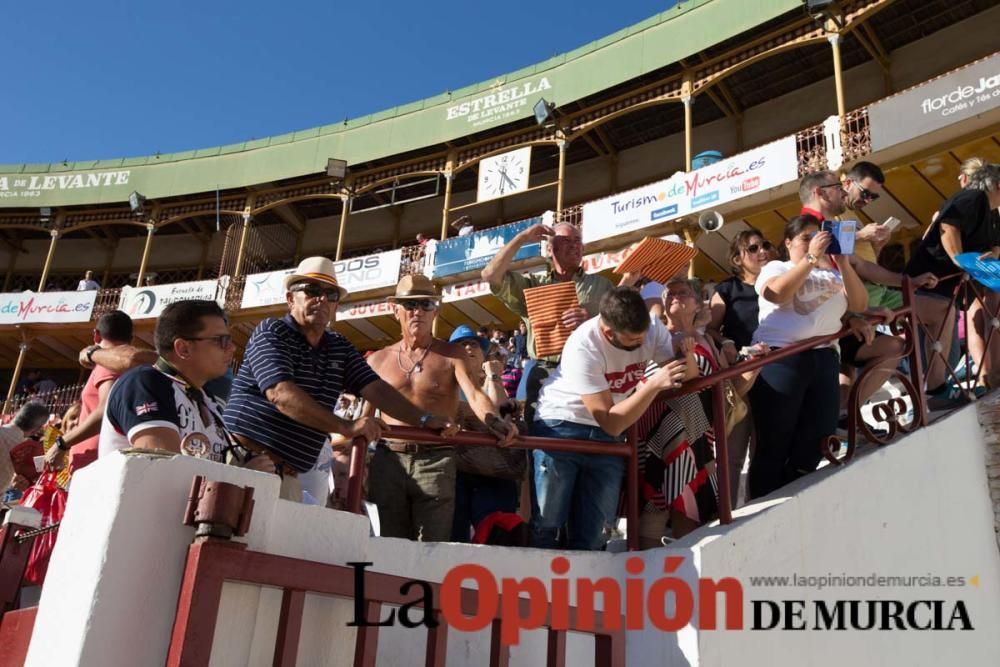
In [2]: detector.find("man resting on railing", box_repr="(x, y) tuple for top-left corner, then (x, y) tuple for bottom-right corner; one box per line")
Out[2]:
(363, 275), (517, 542)
(530, 287), (687, 551)
(223, 258), (458, 503)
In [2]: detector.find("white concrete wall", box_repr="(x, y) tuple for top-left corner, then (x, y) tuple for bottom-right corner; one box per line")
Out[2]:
(24, 401), (1000, 666)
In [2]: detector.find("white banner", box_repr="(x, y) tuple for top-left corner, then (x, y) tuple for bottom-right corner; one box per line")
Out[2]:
(441, 278), (492, 303)
(119, 280), (222, 320)
(333, 249), (402, 294)
(240, 268), (295, 309)
(0, 291), (96, 324)
(582, 136), (798, 243)
(337, 299), (395, 321)
(242, 250), (403, 309)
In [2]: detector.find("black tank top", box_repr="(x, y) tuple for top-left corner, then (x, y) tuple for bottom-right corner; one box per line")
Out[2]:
(715, 276), (760, 348)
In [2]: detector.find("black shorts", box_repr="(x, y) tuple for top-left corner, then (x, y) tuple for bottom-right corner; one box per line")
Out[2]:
(839, 331), (887, 368)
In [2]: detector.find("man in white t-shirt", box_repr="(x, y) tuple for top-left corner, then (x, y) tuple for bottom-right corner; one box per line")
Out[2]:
(530, 287), (687, 550)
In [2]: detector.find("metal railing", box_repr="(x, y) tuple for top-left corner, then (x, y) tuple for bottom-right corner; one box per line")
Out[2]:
(1, 383), (84, 419)
(344, 277), (931, 538)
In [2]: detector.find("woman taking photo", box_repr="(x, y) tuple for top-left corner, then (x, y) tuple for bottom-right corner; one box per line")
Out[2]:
(749, 215), (868, 499)
(707, 228), (775, 507)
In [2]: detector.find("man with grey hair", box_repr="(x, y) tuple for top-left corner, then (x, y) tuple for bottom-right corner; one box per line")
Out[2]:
(1, 402), (51, 501)
(482, 221), (613, 423)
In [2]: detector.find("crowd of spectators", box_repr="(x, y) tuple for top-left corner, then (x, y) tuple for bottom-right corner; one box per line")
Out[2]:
(4, 159), (999, 555)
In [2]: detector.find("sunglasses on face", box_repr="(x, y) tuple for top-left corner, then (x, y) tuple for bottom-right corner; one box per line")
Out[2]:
(290, 283), (341, 302)
(183, 334), (233, 350)
(397, 299), (438, 312)
(745, 241), (774, 254)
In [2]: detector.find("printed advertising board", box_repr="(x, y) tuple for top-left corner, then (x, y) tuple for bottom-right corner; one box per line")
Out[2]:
(582, 136), (798, 243)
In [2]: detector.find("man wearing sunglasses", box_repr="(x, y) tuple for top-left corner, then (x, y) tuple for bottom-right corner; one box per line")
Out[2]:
(364, 274), (518, 542)
(99, 300), (235, 464)
(799, 168), (949, 420)
(224, 258), (458, 503)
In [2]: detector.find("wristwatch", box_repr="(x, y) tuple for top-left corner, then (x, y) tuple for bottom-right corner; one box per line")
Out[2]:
(55, 436), (70, 451)
(85, 344), (100, 364)
(419, 414), (434, 428)
(806, 253), (818, 265)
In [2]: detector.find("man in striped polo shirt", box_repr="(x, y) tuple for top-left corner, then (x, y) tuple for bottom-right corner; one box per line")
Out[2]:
(224, 257), (457, 502)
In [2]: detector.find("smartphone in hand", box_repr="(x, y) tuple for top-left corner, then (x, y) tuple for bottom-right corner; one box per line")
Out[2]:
(882, 216), (902, 232)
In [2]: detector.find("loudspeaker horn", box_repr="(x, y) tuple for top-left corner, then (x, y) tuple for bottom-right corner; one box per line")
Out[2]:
(698, 210), (724, 232)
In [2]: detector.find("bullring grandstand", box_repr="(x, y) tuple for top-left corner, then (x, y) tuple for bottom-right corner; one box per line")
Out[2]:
(0, 0), (998, 411)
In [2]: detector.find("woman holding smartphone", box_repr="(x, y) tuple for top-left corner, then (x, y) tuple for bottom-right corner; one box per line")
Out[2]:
(748, 215), (868, 499)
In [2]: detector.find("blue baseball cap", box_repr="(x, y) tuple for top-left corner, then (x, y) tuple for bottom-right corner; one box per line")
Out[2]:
(449, 324), (490, 354)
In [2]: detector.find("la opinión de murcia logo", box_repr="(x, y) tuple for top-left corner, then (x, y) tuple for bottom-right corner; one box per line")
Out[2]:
(921, 74), (1000, 115)
(346, 558), (975, 645)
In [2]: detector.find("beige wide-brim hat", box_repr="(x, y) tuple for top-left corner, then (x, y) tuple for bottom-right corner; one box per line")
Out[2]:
(386, 274), (441, 302)
(283, 256), (348, 300)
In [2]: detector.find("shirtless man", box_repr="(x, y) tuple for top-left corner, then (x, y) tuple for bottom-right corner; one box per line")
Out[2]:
(364, 275), (517, 541)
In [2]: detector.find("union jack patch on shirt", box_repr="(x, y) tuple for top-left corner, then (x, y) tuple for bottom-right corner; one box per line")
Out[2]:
(134, 402), (158, 415)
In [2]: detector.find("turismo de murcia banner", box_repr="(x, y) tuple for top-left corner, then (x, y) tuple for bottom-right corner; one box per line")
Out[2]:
(240, 249), (403, 309)
(582, 136), (798, 244)
(0, 291), (96, 325)
(869, 52), (1000, 152)
(119, 280), (223, 320)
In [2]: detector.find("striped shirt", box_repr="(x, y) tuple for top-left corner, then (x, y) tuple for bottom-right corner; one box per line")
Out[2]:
(223, 315), (379, 472)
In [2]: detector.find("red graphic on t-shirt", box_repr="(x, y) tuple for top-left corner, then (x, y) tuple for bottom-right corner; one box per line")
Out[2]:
(605, 363), (646, 393)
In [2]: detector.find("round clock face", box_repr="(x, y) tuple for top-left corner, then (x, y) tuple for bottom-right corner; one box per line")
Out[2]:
(482, 154), (527, 197)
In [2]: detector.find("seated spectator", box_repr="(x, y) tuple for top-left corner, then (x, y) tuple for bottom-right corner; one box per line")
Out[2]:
(707, 229), (774, 506)
(908, 164), (1000, 392)
(60, 402), (82, 434)
(77, 270), (100, 291)
(749, 216), (868, 499)
(1, 402), (50, 503)
(46, 311), (136, 474)
(98, 300), (234, 463)
(530, 287), (687, 550)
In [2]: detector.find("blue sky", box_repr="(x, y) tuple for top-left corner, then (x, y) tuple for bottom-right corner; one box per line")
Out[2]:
(2, 1), (679, 165)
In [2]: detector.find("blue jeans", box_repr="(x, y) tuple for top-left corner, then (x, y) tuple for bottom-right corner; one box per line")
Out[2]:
(529, 419), (626, 551)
